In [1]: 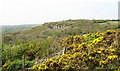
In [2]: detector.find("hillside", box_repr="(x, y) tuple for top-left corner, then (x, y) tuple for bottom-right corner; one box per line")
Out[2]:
(1, 24), (39, 34)
(1, 19), (120, 70)
(2, 19), (119, 45)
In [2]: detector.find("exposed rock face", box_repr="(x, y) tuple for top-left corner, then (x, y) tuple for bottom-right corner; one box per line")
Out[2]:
(48, 24), (66, 29)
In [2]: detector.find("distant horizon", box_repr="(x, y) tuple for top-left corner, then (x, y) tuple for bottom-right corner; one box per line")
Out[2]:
(0, 19), (119, 26)
(0, 18), (119, 26)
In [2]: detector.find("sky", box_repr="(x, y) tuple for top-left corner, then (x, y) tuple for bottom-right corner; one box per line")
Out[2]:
(0, 0), (119, 25)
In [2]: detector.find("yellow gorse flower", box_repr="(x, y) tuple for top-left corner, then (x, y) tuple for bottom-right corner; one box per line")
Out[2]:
(95, 31), (100, 35)
(99, 60), (106, 67)
(99, 60), (106, 65)
(92, 38), (100, 44)
(88, 56), (93, 59)
(3, 63), (9, 68)
(97, 51), (102, 53)
(38, 64), (48, 69)
(73, 52), (81, 57)
(107, 56), (112, 60)
(113, 55), (118, 58)
(100, 32), (104, 36)
(62, 54), (72, 59)
(49, 58), (53, 61)
(107, 55), (118, 60)
(110, 49), (115, 52)
(92, 37), (103, 44)
(62, 62), (67, 65)
(99, 37), (104, 40)
(83, 33), (91, 38)
(32, 64), (48, 69)
(106, 30), (116, 33)
(62, 65), (70, 69)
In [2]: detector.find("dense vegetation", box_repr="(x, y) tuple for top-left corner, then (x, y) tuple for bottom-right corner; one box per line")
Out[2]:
(32, 29), (120, 70)
(1, 19), (120, 70)
(3, 19), (119, 45)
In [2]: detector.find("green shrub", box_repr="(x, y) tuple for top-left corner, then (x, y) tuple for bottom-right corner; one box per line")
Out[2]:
(85, 34), (100, 41)
(7, 60), (34, 70)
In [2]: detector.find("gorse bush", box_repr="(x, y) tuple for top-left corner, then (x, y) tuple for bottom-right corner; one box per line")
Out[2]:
(32, 29), (120, 70)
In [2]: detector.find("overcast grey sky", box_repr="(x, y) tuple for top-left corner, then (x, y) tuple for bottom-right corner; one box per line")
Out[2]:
(0, 0), (119, 25)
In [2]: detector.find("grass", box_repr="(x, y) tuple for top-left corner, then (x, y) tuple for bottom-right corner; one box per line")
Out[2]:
(97, 23), (107, 25)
